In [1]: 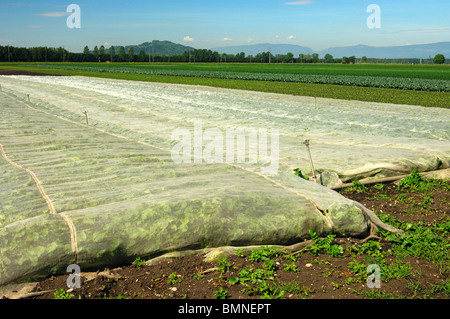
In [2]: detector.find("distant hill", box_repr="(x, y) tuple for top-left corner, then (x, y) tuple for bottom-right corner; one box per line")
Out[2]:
(108, 40), (450, 59)
(211, 41), (450, 59)
(109, 40), (195, 55)
(319, 42), (450, 59)
(211, 43), (314, 56)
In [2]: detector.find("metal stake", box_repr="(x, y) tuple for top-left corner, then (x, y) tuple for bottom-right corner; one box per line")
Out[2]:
(303, 139), (317, 183)
(83, 111), (89, 125)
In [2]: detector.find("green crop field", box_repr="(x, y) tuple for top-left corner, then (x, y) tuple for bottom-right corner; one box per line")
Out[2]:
(1, 62), (450, 108)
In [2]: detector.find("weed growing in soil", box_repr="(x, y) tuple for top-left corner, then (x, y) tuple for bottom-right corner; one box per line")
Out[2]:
(307, 230), (344, 257)
(53, 288), (75, 299)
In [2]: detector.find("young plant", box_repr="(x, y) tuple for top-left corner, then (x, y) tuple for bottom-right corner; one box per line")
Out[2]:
(132, 257), (146, 267)
(217, 256), (233, 275)
(293, 168), (309, 180)
(350, 180), (368, 192)
(214, 287), (228, 299)
(308, 230), (343, 257)
(398, 170), (429, 192)
(53, 288), (75, 299)
(283, 262), (300, 272)
(249, 246), (280, 262)
(167, 272), (183, 285)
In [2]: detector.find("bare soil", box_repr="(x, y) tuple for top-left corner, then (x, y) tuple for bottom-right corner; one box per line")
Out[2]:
(0, 69), (62, 76)
(17, 180), (447, 301)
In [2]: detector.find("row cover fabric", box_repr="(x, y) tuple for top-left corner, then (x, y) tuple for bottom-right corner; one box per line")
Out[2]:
(0, 75), (447, 285)
(1, 76), (448, 185)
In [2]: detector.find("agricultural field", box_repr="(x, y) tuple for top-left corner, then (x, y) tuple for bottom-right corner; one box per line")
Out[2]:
(1, 62), (450, 108)
(11, 173), (450, 301)
(0, 65), (449, 302)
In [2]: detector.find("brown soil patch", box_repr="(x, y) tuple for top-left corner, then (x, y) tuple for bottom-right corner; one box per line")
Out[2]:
(0, 69), (62, 76)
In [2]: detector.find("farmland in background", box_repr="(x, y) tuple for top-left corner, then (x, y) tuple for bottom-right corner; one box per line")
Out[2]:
(1, 62), (449, 108)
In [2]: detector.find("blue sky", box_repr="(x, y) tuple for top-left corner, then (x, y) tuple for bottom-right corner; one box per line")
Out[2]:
(1, 0), (449, 52)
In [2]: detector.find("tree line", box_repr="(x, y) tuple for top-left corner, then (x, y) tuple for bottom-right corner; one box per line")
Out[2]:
(0, 45), (447, 64)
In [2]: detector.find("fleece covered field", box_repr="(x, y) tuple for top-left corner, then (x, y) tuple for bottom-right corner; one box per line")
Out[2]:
(0, 70), (448, 303)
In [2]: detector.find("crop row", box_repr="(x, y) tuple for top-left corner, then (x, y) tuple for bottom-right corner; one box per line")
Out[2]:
(28, 64), (450, 92)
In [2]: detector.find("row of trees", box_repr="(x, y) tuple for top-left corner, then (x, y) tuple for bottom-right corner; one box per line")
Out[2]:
(0, 45), (447, 64)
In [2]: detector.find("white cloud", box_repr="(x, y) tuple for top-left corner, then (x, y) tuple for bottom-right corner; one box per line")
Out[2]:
(222, 37), (232, 41)
(247, 38), (253, 43)
(283, 1), (315, 5)
(36, 11), (69, 17)
(183, 36), (194, 42)
(287, 35), (296, 40)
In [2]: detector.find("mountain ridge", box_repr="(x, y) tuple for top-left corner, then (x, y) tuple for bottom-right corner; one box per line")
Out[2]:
(108, 40), (450, 59)
(211, 41), (450, 59)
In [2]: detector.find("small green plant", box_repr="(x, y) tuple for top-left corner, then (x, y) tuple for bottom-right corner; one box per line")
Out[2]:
(217, 256), (233, 274)
(53, 288), (75, 299)
(308, 230), (343, 257)
(347, 240), (383, 257)
(133, 257), (146, 267)
(249, 246), (280, 262)
(350, 180), (368, 192)
(348, 258), (368, 282)
(214, 287), (228, 299)
(293, 168), (309, 180)
(399, 170), (429, 192)
(167, 272), (183, 285)
(345, 277), (355, 285)
(237, 266), (274, 285)
(282, 253), (298, 262)
(331, 282), (340, 290)
(193, 272), (203, 280)
(274, 281), (312, 296)
(373, 183), (384, 190)
(283, 262), (300, 272)
(117, 294), (128, 299)
(263, 259), (277, 272)
(321, 268), (333, 278)
(428, 279), (450, 295)
(373, 194), (390, 201)
(235, 248), (245, 258)
(395, 193), (411, 203)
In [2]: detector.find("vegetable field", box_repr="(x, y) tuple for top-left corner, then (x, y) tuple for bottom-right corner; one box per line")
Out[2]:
(0, 71), (448, 296)
(2, 62), (450, 108)
(21, 63), (450, 92)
